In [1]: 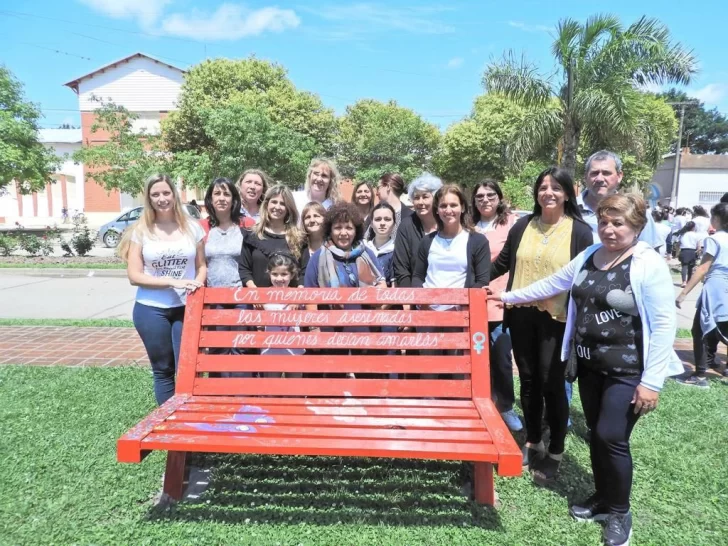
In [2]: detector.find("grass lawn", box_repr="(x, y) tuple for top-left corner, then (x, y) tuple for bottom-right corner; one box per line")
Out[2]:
(1, 366), (726, 545)
(0, 318), (134, 328)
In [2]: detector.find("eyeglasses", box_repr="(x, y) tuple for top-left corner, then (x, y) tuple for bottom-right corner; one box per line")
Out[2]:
(474, 192), (498, 202)
(343, 263), (357, 286)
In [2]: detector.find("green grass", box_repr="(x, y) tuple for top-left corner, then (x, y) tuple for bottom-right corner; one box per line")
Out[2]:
(0, 262), (125, 269)
(676, 328), (692, 338)
(1, 366), (726, 545)
(0, 318), (134, 328)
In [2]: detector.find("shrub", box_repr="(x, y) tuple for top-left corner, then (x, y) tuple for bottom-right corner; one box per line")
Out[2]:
(60, 241), (74, 257)
(0, 233), (18, 256)
(70, 215), (95, 257)
(39, 236), (54, 257)
(18, 234), (42, 256)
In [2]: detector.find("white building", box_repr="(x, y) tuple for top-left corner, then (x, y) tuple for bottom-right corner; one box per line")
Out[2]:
(650, 151), (728, 209)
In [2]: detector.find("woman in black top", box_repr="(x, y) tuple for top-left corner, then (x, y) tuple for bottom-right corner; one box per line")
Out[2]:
(238, 185), (304, 287)
(392, 173), (442, 288)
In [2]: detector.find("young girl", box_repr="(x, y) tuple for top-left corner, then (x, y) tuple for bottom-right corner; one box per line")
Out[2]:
(676, 221), (701, 287)
(364, 202), (396, 286)
(261, 254), (304, 376)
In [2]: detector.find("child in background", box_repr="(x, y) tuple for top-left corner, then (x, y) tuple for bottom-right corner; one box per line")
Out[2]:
(364, 202), (396, 287)
(261, 253), (304, 377)
(676, 221), (701, 287)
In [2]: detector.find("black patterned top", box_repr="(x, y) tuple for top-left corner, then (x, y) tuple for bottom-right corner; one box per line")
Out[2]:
(571, 254), (643, 376)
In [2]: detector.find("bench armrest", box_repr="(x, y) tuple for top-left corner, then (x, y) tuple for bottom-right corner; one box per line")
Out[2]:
(473, 398), (522, 476)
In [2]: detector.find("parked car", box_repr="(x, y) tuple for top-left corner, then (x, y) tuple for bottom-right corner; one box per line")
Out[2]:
(98, 204), (201, 248)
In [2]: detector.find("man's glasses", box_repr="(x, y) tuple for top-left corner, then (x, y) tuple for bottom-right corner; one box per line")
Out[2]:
(474, 193), (498, 203)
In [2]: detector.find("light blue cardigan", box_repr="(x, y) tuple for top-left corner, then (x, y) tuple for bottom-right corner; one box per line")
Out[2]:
(501, 242), (684, 391)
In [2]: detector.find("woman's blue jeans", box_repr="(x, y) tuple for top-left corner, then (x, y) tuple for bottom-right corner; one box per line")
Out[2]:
(133, 302), (185, 405)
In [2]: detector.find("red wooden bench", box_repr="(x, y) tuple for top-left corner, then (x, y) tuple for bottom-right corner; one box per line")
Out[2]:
(118, 287), (521, 505)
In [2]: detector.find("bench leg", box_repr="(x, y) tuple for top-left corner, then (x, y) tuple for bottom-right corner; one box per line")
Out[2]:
(473, 462), (495, 506)
(163, 451), (188, 501)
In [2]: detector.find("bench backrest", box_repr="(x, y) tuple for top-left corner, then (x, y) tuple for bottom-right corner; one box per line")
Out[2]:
(175, 287), (491, 401)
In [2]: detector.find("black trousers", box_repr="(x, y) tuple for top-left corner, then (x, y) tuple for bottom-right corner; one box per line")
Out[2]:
(692, 300), (728, 376)
(679, 248), (697, 283)
(508, 306), (568, 454)
(578, 366), (641, 514)
(488, 321), (516, 413)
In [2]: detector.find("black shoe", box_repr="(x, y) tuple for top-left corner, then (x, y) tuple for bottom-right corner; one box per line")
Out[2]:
(569, 493), (609, 523)
(521, 445), (544, 468)
(603, 512), (633, 546)
(531, 454), (560, 484)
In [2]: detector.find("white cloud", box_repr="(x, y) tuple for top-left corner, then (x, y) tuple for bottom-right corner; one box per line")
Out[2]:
(447, 57), (464, 69)
(161, 4), (300, 40)
(309, 4), (454, 38)
(78, 0), (171, 27)
(689, 83), (728, 105)
(508, 20), (552, 33)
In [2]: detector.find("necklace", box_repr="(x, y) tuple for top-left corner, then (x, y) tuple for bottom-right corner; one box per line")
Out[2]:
(537, 216), (565, 245)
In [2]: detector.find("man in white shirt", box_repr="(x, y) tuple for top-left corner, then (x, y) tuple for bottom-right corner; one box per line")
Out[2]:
(577, 150), (662, 247)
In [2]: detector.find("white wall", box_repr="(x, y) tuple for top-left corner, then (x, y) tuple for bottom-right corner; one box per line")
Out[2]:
(677, 169), (728, 208)
(78, 56), (183, 112)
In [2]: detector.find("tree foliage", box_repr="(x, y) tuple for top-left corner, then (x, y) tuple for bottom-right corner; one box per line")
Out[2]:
(163, 57), (336, 157)
(72, 100), (170, 195)
(483, 15), (696, 177)
(336, 99), (441, 183)
(0, 66), (59, 192)
(658, 88), (728, 154)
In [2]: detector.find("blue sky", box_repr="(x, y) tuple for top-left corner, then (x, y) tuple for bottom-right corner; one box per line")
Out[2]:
(2, 0), (727, 130)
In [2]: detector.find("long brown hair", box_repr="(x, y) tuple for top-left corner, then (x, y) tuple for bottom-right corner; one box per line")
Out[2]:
(118, 174), (195, 261)
(471, 179), (510, 227)
(433, 184), (474, 232)
(255, 185), (304, 259)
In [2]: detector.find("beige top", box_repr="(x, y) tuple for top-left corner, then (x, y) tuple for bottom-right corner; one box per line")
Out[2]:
(511, 217), (573, 322)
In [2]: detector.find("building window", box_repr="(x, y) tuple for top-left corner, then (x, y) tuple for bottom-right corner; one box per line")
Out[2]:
(699, 191), (724, 205)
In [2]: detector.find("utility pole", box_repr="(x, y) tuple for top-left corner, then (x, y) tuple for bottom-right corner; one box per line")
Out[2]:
(668, 101), (695, 208)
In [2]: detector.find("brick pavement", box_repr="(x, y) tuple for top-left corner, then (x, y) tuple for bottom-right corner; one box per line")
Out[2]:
(1, 326), (725, 375)
(0, 326), (148, 367)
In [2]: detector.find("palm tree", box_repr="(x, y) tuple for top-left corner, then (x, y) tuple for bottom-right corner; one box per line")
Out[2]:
(483, 15), (697, 177)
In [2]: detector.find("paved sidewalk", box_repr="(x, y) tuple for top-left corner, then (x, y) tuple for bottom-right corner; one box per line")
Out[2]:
(0, 326), (148, 367)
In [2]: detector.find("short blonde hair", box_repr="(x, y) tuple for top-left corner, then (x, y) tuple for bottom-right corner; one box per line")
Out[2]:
(305, 157), (341, 202)
(596, 193), (647, 234)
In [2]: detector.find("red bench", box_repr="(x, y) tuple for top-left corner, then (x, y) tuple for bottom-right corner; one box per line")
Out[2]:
(118, 287), (521, 505)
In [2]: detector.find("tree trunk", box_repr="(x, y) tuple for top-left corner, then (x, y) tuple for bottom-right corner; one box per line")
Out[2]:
(560, 116), (580, 179)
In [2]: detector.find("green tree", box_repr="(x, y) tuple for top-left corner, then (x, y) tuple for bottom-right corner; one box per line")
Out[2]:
(0, 66), (59, 192)
(501, 161), (548, 211)
(73, 100), (170, 195)
(433, 94), (558, 186)
(163, 57), (336, 156)
(336, 99), (441, 183)
(483, 15), (696, 177)
(172, 104), (319, 188)
(659, 88), (728, 154)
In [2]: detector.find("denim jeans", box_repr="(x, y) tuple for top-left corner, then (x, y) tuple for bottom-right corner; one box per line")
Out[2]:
(488, 322), (516, 413)
(133, 302), (185, 405)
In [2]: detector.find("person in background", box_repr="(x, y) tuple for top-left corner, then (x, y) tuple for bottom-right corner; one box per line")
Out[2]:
(670, 208), (691, 258)
(393, 173), (442, 288)
(652, 209), (672, 258)
(238, 185), (304, 288)
(293, 158), (341, 217)
(376, 172), (414, 237)
(237, 169), (270, 227)
(364, 202), (397, 287)
(471, 179), (522, 432)
(577, 150), (661, 248)
(491, 167), (593, 482)
(676, 203), (728, 387)
(692, 205), (711, 241)
(675, 221), (701, 287)
(352, 181), (375, 230)
(500, 194), (682, 546)
(300, 201), (326, 274)
(721, 193), (728, 204)
(189, 199), (202, 214)
(119, 174), (206, 406)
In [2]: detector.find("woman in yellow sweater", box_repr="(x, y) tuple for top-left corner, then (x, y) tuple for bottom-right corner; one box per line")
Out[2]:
(491, 167), (593, 483)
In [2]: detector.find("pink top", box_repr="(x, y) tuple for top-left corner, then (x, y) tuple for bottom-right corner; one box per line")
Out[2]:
(477, 213), (518, 322)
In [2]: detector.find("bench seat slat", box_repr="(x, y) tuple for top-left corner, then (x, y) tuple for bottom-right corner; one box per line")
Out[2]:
(177, 403), (480, 419)
(192, 377), (471, 399)
(204, 287), (470, 306)
(141, 432), (500, 461)
(199, 331), (469, 350)
(202, 309), (469, 327)
(186, 396), (476, 408)
(154, 422), (492, 443)
(195, 355), (472, 374)
(167, 411), (486, 430)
